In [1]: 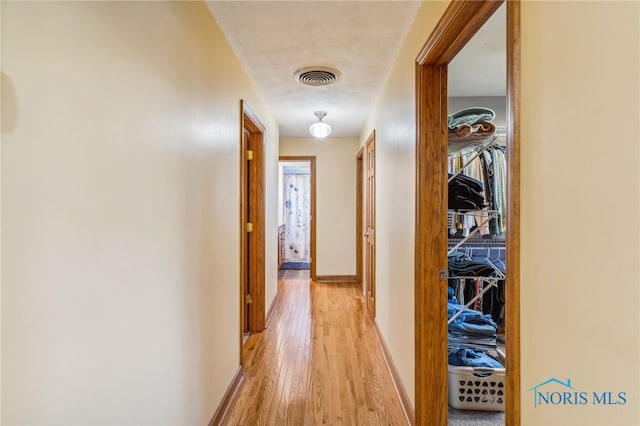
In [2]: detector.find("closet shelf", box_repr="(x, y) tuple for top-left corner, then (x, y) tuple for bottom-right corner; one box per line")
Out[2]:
(447, 135), (499, 186)
(446, 130), (506, 362)
(448, 210), (499, 255)
(448, 237), (505, 246)
(448, 134), (498, 155)
(448, 209), (499, 218)
(449, 273), (504, 282)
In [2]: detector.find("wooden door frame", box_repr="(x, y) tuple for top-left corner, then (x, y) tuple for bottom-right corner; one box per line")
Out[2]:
(364, 131), (376, 318)
(414, 1), (521, 425)
(278, 156), (317, 282)
(240, 100), (266, 362)
(355, 147), (364, 285)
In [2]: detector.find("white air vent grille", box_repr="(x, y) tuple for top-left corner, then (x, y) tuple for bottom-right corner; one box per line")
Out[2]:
(294, 66), (341, 86)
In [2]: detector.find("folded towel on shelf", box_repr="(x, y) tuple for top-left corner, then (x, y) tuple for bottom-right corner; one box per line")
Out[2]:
(448, 348), (504, 368)
(448, 120), (496, 143)
(448, 107), (496, 131)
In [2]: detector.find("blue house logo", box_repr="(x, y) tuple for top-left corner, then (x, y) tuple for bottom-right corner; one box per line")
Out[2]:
(527, 378), (580, 408)
(527, 378), (627, 408)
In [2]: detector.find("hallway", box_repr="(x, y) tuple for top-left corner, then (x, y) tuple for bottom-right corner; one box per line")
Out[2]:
(222, 278), (408, 425)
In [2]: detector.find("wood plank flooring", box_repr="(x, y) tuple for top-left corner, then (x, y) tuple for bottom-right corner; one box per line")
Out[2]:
(277, 269), (310, 281)
(222, 277), (408, 425)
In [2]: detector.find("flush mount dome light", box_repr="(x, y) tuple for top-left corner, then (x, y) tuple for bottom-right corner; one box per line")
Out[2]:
(309, 111), (332, 138)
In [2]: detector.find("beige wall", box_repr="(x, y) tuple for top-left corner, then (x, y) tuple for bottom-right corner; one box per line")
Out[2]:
(520, 1), (639, 424)
(280, 138), (358, 276)
(359, 0), (450, 407)
(1, 2), (279, 424)
(0, 2), (3, 420)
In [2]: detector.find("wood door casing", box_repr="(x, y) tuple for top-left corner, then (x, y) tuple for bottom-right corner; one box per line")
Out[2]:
(355, 147), (364, 285)
(279, 156), (317, 282)
(414, 1), (521, 424)
(505, 3), (522, 422)
(240, 100), (266, 365)
(247, 126), (265, 333)
(364, 131), (376, 318)
(243, 128), (252, 335)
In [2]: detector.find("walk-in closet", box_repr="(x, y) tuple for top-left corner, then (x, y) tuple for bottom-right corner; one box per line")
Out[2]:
(446, 3), (507, 425)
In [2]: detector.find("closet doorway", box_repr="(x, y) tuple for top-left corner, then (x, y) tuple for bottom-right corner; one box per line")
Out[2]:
(278, 156), (317, 282)
(414, 1), (521, 425)
(363, 131), (376, 317)
(240, 100), (266, 358)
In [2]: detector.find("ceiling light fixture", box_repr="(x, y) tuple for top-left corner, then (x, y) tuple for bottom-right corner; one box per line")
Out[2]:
(294, 66), (341, 87)
(309, 111), (332, 138)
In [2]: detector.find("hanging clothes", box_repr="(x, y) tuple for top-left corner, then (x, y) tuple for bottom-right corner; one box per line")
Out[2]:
(446, 107), (507, 238)
(462, 150), (490, 236)
(448, 174), (486, 210)
(493, 148), (507, 233)
(447, 145), (507, 237)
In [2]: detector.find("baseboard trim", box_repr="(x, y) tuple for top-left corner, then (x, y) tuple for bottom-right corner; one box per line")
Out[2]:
(370, 318), (415, 425)
(208, 365), (243, 426)
(315, 275), (358, 283)
(265, 292), (280, 327)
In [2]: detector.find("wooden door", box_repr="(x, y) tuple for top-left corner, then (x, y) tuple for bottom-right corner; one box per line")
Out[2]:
(364, 131), (376, 317)
(243, 128), (252, 334)
(355, 148), (364, 285)
(240, 100), (266, 358)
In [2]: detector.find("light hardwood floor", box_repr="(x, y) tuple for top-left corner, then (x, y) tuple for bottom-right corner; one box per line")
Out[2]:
(222, 278), (408, 425)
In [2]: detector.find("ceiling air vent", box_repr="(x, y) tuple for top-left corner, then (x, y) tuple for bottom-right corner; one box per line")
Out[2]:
(294, 66), (341, 87)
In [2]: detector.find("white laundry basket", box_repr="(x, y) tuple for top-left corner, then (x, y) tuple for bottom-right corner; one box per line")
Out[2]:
(447, 364), (505, 411)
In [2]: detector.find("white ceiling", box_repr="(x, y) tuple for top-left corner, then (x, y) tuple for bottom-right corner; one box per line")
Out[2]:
(207, 1), (506, 139)
(449, 3), (506, 97)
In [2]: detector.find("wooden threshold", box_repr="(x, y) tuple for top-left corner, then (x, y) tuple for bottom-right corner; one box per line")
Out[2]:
(315, 275), (358, 283)
(209, 366), (243, 426)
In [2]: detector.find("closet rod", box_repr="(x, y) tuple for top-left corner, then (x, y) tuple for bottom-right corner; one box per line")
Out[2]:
(448, 237), (506, 246)
(450, 267), (505, 281)
(448, 135), (499, 183)
(448, 209), (499, 218)
(447, 213), (495, 255)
